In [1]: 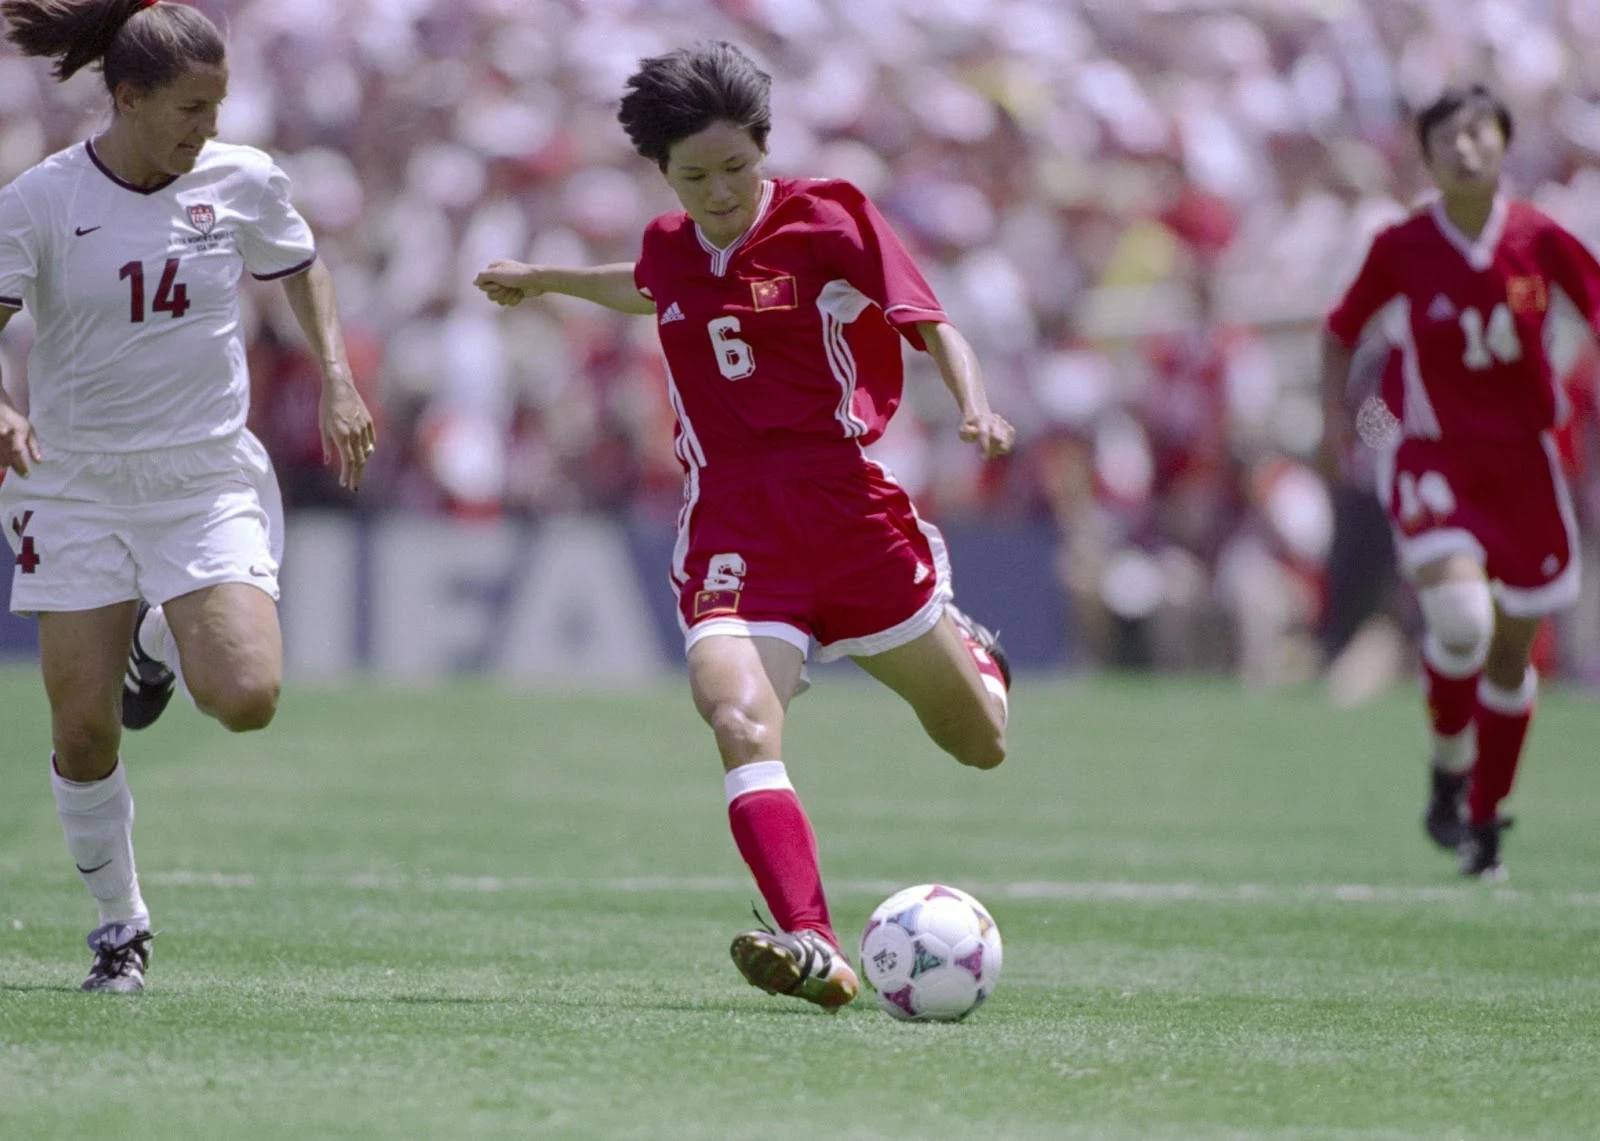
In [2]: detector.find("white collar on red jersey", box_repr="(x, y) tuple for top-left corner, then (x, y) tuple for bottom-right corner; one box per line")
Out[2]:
(695, 180), (775, 277)
(1428, 194), (1509, 272)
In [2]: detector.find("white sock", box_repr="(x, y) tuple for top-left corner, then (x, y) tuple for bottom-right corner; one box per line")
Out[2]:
(51, 759), (149, 930)
(724, 760), (794, 803)
(139, 603), (187, 697)
(1432, 727), (1475, 774)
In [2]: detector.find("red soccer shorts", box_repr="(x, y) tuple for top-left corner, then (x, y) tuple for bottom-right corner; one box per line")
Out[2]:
(672, 444), (952, 660)
(1380, 431), (1579, 616)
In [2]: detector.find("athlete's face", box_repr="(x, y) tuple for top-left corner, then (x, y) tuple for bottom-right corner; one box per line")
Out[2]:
(1425, 104), (1506, 198)
(663, 121), (767, 247)
(116, 64), (227, 179)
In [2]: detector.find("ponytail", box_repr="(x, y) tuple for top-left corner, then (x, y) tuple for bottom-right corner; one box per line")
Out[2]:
(1, 0), (223, 93)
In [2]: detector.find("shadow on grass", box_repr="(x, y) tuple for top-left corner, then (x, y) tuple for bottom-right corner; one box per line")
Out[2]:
(332, 994), (502, 1006)
(328, 992), (827, 1018)
(634, 999), (826, 1018)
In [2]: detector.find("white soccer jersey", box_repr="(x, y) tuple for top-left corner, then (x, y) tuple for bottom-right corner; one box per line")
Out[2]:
(0, 139), (315, 453)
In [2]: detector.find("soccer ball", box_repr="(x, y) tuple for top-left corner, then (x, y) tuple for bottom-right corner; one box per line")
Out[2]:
(858, 884), (1002, 1021)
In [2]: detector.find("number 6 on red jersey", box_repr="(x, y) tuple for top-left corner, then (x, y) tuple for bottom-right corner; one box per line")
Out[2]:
(708, 316), (755, 380)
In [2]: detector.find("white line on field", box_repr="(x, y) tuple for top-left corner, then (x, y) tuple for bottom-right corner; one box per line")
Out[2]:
(139, 871), (1600, 908)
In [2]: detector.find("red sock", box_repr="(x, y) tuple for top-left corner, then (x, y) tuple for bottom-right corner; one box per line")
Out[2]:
(956, 629), (1009, 723)
(726, 762), (836, 948)
(1423, 641), (1479, 741)
(1466, 671), (1536, 826)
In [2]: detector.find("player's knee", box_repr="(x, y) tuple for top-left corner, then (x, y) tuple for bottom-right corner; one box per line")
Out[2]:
(935, 706), (1006, 770)
(956, 728), (1007, 771)
(212, 678), (280, 733)
(1485, 638), (1536, 690)
(1419, 579), (1494, 675)
(707, 701), (774, 767)
(52, 714), (121, 775)
(918, 691), (1007, 770)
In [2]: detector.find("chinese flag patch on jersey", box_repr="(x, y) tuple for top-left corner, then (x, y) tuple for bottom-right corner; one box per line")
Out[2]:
(694, 589), (742, 618)
(1507, 275), (1548, 314)
(750, 276), (797, 311)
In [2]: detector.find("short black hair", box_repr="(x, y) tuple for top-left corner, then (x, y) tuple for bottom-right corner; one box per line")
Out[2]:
(2, 0), (224, 95)
(1416, 84), (1514, 158)
(617, 42), (772, 172)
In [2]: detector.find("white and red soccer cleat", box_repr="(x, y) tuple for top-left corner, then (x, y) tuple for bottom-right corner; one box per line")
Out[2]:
(730, 926), (859, 1011)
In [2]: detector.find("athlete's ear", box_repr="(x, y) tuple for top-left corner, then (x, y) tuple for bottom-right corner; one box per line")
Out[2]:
(112, 80), (145, 118)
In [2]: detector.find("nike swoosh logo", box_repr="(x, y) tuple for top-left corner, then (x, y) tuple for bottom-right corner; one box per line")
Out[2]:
(74, 226), (102, 236)
(76, 859), (113, 875)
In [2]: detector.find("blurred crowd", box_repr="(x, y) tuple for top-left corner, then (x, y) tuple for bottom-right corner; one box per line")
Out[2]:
(4, 0), (1600, 680)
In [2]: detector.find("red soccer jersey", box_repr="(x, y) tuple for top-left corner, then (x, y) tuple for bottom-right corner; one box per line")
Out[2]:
(633, 178), (947, 476)
(1327, 197), (1600, 442)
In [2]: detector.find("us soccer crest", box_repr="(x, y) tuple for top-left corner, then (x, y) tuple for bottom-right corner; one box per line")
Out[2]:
(186, 203), (216, 236)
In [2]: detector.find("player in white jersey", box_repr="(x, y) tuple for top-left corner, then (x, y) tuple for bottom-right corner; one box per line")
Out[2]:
(0, 0), (375, 991)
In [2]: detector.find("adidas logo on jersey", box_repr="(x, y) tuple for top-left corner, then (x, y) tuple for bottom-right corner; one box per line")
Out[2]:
(1427, 293), (1458, 321)
(659, 301), (686, 325)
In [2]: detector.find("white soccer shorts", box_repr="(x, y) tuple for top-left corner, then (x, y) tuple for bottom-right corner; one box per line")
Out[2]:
(0, 429), (284, 615)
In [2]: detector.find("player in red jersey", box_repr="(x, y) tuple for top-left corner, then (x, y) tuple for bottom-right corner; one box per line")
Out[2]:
(476, 43), (1014, 1008)
(1319, 86), (1600, 878)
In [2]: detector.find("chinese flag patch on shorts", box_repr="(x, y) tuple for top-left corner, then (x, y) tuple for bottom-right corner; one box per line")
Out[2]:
(694, 589), (742, 618)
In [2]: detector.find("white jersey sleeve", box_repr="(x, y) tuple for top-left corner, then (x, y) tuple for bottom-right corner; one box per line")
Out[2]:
(239, 161), (315, 280)
(0, 182), (40, 310)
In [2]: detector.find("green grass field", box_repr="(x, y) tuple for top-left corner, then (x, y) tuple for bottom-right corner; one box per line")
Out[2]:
(3, 666), (1600, 1139)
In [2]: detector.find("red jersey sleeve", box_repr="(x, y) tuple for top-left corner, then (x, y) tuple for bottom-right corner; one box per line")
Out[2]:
(1543, 221), (1600, 335)
(633, 220), (659, 302)
(1327, 229), (1400, 348)
(814, 182), (946, 352)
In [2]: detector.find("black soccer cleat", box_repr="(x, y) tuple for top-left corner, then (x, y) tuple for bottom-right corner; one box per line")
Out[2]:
(1424, 767), (1467, 851)
(122, 602), (175, 731)
(82, 923), (153, 992)
(948, 604), (1011, 689)
(1459, 816), (1513, 881)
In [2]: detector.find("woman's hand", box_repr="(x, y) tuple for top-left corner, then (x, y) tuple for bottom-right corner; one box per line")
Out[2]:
(320, 375), (376, 491)
(474, 261), (544, 308)
(0, 402), (41, 477)
(960, 411), (1015, 459)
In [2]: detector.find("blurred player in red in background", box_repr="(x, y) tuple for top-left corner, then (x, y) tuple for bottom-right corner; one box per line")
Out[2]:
(1318, 85), (1600, 879)
(0, 0), (374, 991)
(477, 42), (1014, 1010)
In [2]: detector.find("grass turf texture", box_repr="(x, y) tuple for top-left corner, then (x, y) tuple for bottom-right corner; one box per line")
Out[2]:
(2, 667), (1599, 1140)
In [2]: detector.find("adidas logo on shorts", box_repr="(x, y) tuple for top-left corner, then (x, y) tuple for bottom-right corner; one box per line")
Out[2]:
(660, 301), (686, 325)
